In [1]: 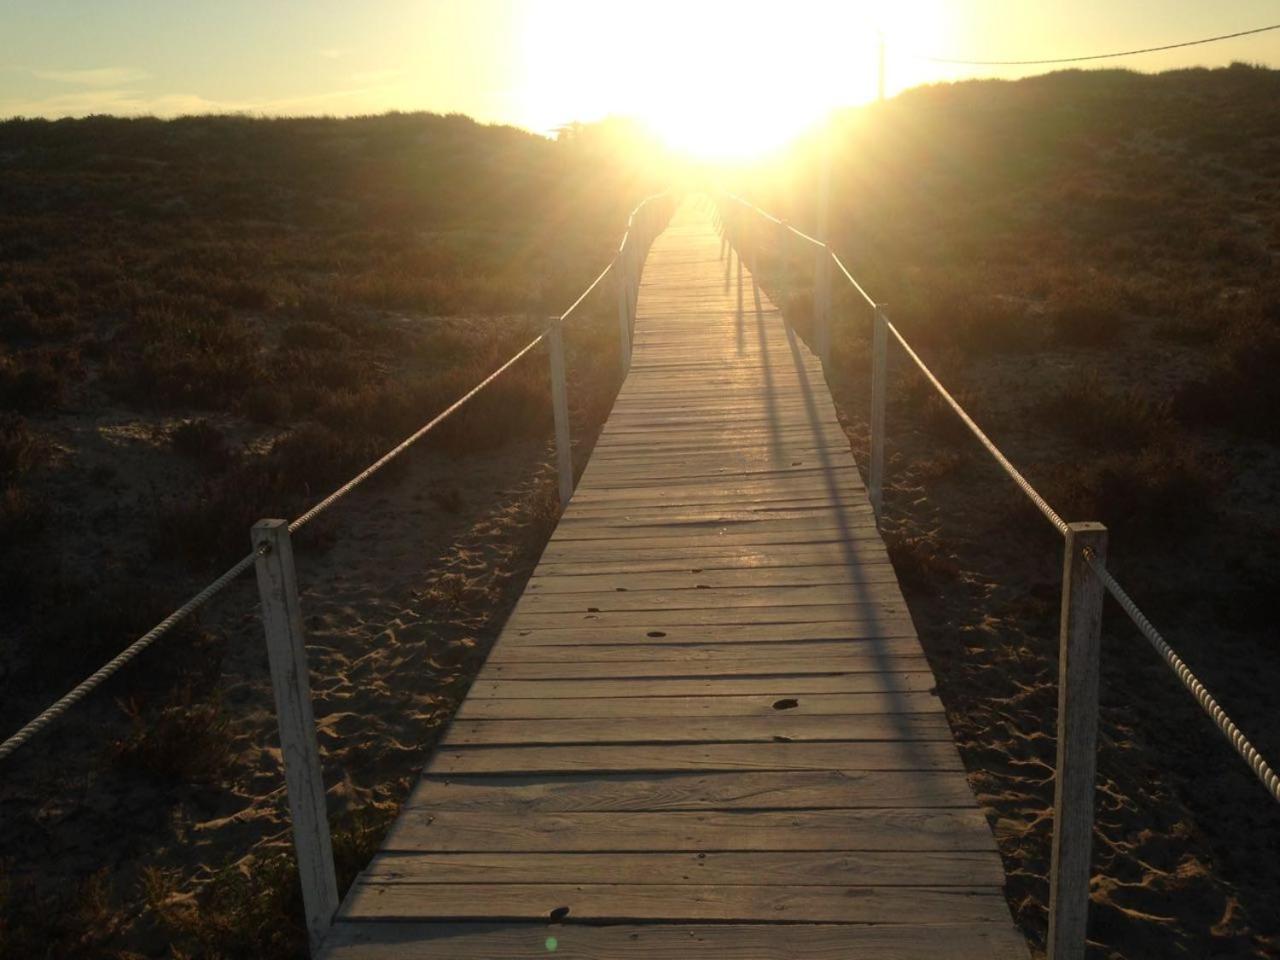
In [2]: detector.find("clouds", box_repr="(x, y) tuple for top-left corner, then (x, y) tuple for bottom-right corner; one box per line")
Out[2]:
(0, 63), (403, 119)
(31, 66), (152, 87)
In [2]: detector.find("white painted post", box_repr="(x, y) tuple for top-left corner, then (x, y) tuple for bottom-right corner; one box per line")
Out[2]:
(615, 252), (632, 372)
(628, 237), (640, 328)
(251, 520), (338, 956)
(815, 245), (832, 367)
(736, 242), (744, 324)
(1048, 522), (1108, 960)
(868, 305), (888, 522)
(547, 316), (573, 506)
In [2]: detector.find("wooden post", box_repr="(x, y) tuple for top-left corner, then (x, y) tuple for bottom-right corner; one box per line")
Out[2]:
(252, 520), (338, 956)
(736, 243), (744, 324)
(868, 305), (888, 522)
(628, 239), (640, 328)
(815, 245), (832, 367)
(1048, 522), (1108, 960)
(615, 252), (632, 372)
(548, 317), (573, 506)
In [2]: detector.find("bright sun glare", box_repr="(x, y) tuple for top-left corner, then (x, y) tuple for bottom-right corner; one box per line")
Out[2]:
(516, 1), (949, 160)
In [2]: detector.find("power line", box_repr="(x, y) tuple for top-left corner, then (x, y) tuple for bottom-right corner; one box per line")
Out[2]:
(920, 21), (1280, 66)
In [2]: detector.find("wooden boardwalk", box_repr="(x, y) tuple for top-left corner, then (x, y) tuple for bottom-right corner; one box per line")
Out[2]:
(321, 202), (1029, 958)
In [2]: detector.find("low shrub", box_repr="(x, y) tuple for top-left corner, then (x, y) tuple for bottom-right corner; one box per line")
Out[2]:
(0, 414), (45, 481)
(1049, 300), (1124, 348)
(1034, 378), (1170, 450)
(1048, 446), (1217, 543)
(0, 349), (73, 412)
(110, 686), (233, 783)
(171, 419), (236, 472)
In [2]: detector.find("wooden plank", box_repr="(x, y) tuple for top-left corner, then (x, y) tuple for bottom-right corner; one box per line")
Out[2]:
(440, 714), (952, 745)
(537, 541), (890, 566)
(355, 849), (1008, 886)
(466, 674), (936, 699)
(403, 771), (980, 811)
(484, 637), (926, 663)
(502, 621), (919, 645)
(477, 655), (929, 680)
(516, 584), (906, 613)
(505, 606), (911, 630)
(526, 564), (898, 592)
(340, 882), (1014, 924)
(379, 809), (998, 853)
(455, 691), (944, 720)
(426, 741), (965, 775)
(321, 921), (1033, 960)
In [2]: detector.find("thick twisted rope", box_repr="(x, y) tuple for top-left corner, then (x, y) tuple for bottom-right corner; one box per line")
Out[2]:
(2, 331), (549, 762)
(289, 332), (546, 533)
(0, 551), (260, 761)
(1085, 548), (1280, 804)
(885, 318), (1070, 536)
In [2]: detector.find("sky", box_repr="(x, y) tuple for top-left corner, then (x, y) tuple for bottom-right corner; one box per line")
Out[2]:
(2, 0), (1279, 155)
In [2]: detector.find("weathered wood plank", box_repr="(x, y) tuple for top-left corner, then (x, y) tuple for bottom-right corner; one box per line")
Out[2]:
(476, 655), (929, 680)
(454, 691), (945, 720)
(379, 809), (998, 853)
(428, 741), (965, 775)
(321, 921), (1033, 960)
(505, 605), (911, 630)
(466, 673), (936, 699)
(340, 882), (1013, 924)
(403, 771), (980, 811)
(355, 850), (1008, 887)
(503, 621), (920, 646)
(484, 637), (925, 663)
(516, 584), (906, 613)
(526, 563), (899, 592)
(439, 714), (951, 746)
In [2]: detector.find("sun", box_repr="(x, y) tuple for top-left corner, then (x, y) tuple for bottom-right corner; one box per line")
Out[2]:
(515, 0), (952, 162)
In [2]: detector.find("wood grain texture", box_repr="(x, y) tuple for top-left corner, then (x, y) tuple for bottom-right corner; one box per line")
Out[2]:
(357, 849), (1008, 886)
(440, 713), (952, 745)
(320, 201), (1026, 959)
(321, 922), (1033, 960)
(379, 809), (998, 853)
(340, 882), (1013, 924)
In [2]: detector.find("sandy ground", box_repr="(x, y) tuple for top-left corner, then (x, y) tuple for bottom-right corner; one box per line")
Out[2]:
(825, 335), (1280, 959)
(1, 399), (568, 955)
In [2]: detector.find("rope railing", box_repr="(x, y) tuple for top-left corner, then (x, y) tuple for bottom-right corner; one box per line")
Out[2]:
(0, 552), (261, 761)
(715, 188), (1279, 959)
(881, 316), (1070, 536)
(0, 191), (673, 767)
(1084, 549), (1280, 804)
(289, 331), (547, 534)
